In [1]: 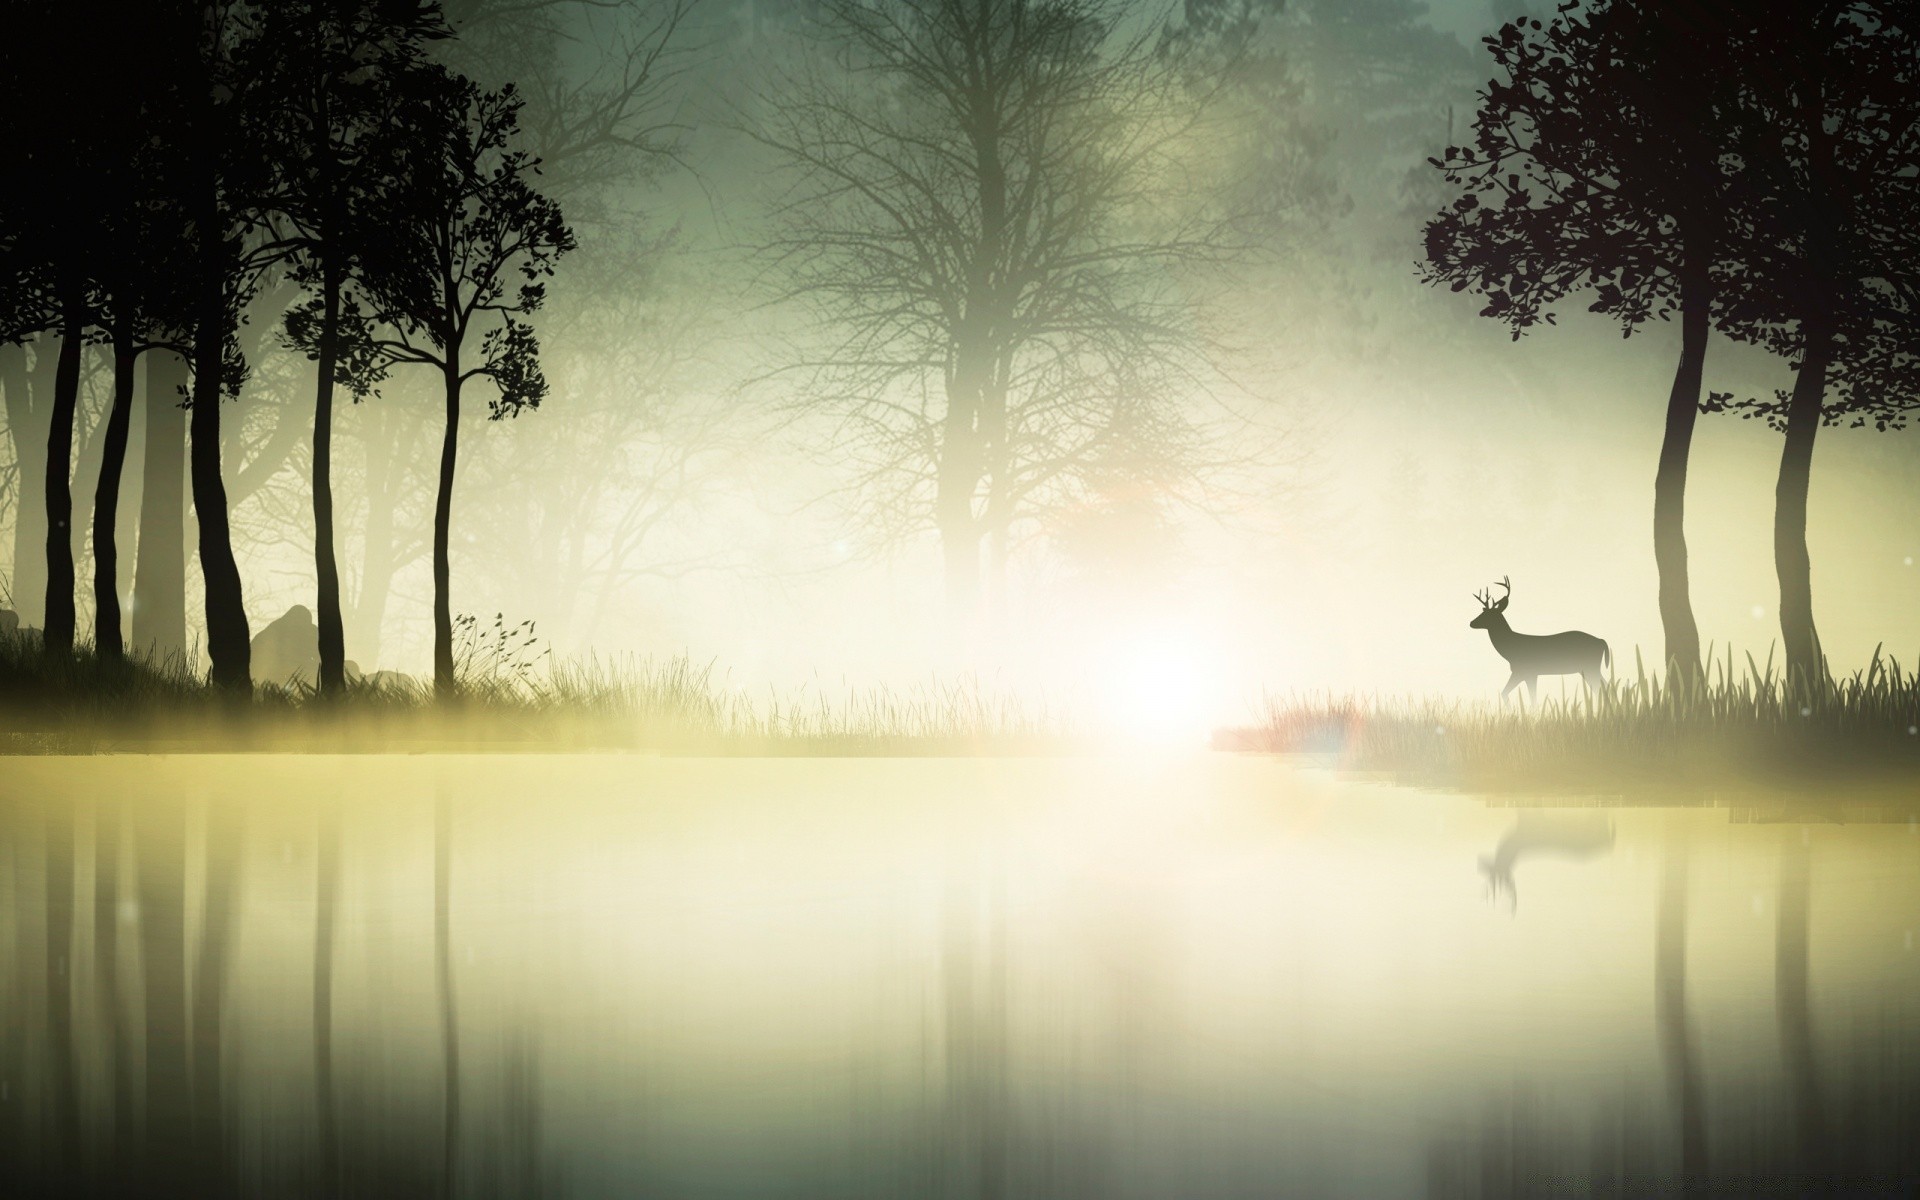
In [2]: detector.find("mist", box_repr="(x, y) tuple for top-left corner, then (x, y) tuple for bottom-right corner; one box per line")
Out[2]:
(3, 0), (1917, 730)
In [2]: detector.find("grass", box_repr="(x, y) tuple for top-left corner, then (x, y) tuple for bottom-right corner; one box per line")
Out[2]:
(1217, 644), (1920, 795)
(0, 626), (1082, 756)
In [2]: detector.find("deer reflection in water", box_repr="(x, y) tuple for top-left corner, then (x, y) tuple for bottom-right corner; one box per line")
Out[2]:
(1478, 810), (1616, 910)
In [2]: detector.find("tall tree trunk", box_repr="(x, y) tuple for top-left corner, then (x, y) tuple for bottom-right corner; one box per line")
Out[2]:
(313, 264), (347, 697)
(939, 515), (981, 621)
(42, 292), (85, 656)
(354, 491), (396, 669)
(114, 359), (141, 637)
(1654, 265), (1707, 689)
(2, 343), (50, 627)
(93, 320), (139, 661)
(983, 516), (1010, 637)
(189, 220), (250, 692)
(937, 383), (983, 622)
(433, 368), (462, 698)
(352, 402), (410, 667)
(1775, 319), (1833, 693)
(133, 349), (189, 665)
(947, 62), (1008, 635)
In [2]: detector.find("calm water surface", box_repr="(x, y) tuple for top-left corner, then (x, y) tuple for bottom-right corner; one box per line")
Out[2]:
(3, 755), (1919, 1197)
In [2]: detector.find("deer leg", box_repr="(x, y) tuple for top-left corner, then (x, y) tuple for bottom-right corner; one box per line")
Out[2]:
(1500, 674), (1523, 702)
(1524, 677), (1538, 703)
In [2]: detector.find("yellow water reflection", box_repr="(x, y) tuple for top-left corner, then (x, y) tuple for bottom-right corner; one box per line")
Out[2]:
(2, 755), (1918, 1196)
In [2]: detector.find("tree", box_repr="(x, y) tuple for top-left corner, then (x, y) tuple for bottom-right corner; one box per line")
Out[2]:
(439, 0), (700, 207)
(163, 0), (285, 691)
(457, 231), (734, 650)
(0, 0), (104, 658)
(1708, 1), (1920, 690)
(0, 343), (51, 630)
(1421, 2), (1753, 688)
(751, 0), (1239, 622)
(368, 71), (574, 697)
(132, 350), (192, 662)
(264, 0), (448, 697)
(89, 7), (200, 664)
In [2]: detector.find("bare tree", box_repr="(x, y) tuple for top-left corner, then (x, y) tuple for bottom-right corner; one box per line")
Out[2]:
(440, 0), (701, 208)
(749, 0), (1246, 622)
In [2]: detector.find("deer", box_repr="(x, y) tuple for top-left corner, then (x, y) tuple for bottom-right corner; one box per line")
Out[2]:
(1469, 576), (1609, 701)
(1479, 811), (1616, 910)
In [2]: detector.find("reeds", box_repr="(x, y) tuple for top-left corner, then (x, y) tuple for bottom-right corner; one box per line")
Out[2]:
(1225, 643), (1920, 792)
(0, 626), (1080, 755)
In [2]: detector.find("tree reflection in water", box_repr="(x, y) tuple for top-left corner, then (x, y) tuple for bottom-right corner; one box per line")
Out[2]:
(0, 794), (554, 1199)
(4, 771), (1920, 1198)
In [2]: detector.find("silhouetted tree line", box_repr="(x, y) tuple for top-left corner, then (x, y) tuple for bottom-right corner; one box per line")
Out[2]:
(1424, 0), (1920, 691)
(0, 0), (575, 698)
(13, 0), (1917, 694)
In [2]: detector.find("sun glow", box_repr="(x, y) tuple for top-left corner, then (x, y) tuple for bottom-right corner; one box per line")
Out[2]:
(1097, 630), (1222, 746)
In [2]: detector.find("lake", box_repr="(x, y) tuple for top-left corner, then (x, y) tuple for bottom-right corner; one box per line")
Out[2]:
(3, 755), (1918, 1197)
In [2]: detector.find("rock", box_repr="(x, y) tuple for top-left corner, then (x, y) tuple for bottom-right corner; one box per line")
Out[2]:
(250, 605), (319, 687)
(363, 669), (415, 691)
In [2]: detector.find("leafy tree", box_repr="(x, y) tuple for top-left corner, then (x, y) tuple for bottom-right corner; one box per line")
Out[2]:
(0, 1), (105, 657)
(1428, 0), (1920, 690)
(1705, 0), (1920, 689)
(2, 4), (197, 664)
(263, 0), (449, 697)
(90, 121), (195, 665)
(367, 71), (574, 697)
(167, 0), (289, 691)
(1421, 2), (1750, 687)
(751, 0), (1240, 621)
(421, 0), (700, 659)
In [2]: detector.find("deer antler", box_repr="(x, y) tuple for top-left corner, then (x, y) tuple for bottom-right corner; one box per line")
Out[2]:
(1497, 576), (1512, 602)
(1472, 587), (1491, 609)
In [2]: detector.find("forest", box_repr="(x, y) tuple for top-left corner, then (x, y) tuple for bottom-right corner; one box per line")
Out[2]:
(2, 0), (1919, 764)
(9, 5), (1920, 1196)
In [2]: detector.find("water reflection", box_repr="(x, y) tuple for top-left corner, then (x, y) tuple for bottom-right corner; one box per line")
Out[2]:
(1655, 825), (1707, 1196)
(1, 756), (1917, 1197)
(1774, 829), (1828, 1184)
(1477, 811), (1615, 909)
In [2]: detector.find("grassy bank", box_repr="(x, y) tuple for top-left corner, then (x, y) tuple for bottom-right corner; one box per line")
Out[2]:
(1219, 647), (1920, 794)
(0, 629), (1079, 755)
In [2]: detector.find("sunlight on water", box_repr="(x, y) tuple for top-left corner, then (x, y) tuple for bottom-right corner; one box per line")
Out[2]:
(3, 756), (1919, 1196)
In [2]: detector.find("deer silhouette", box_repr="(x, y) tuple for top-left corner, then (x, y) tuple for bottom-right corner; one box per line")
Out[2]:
(1469, 577), (1609, 701)
(1479, 811), (1616, 910)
